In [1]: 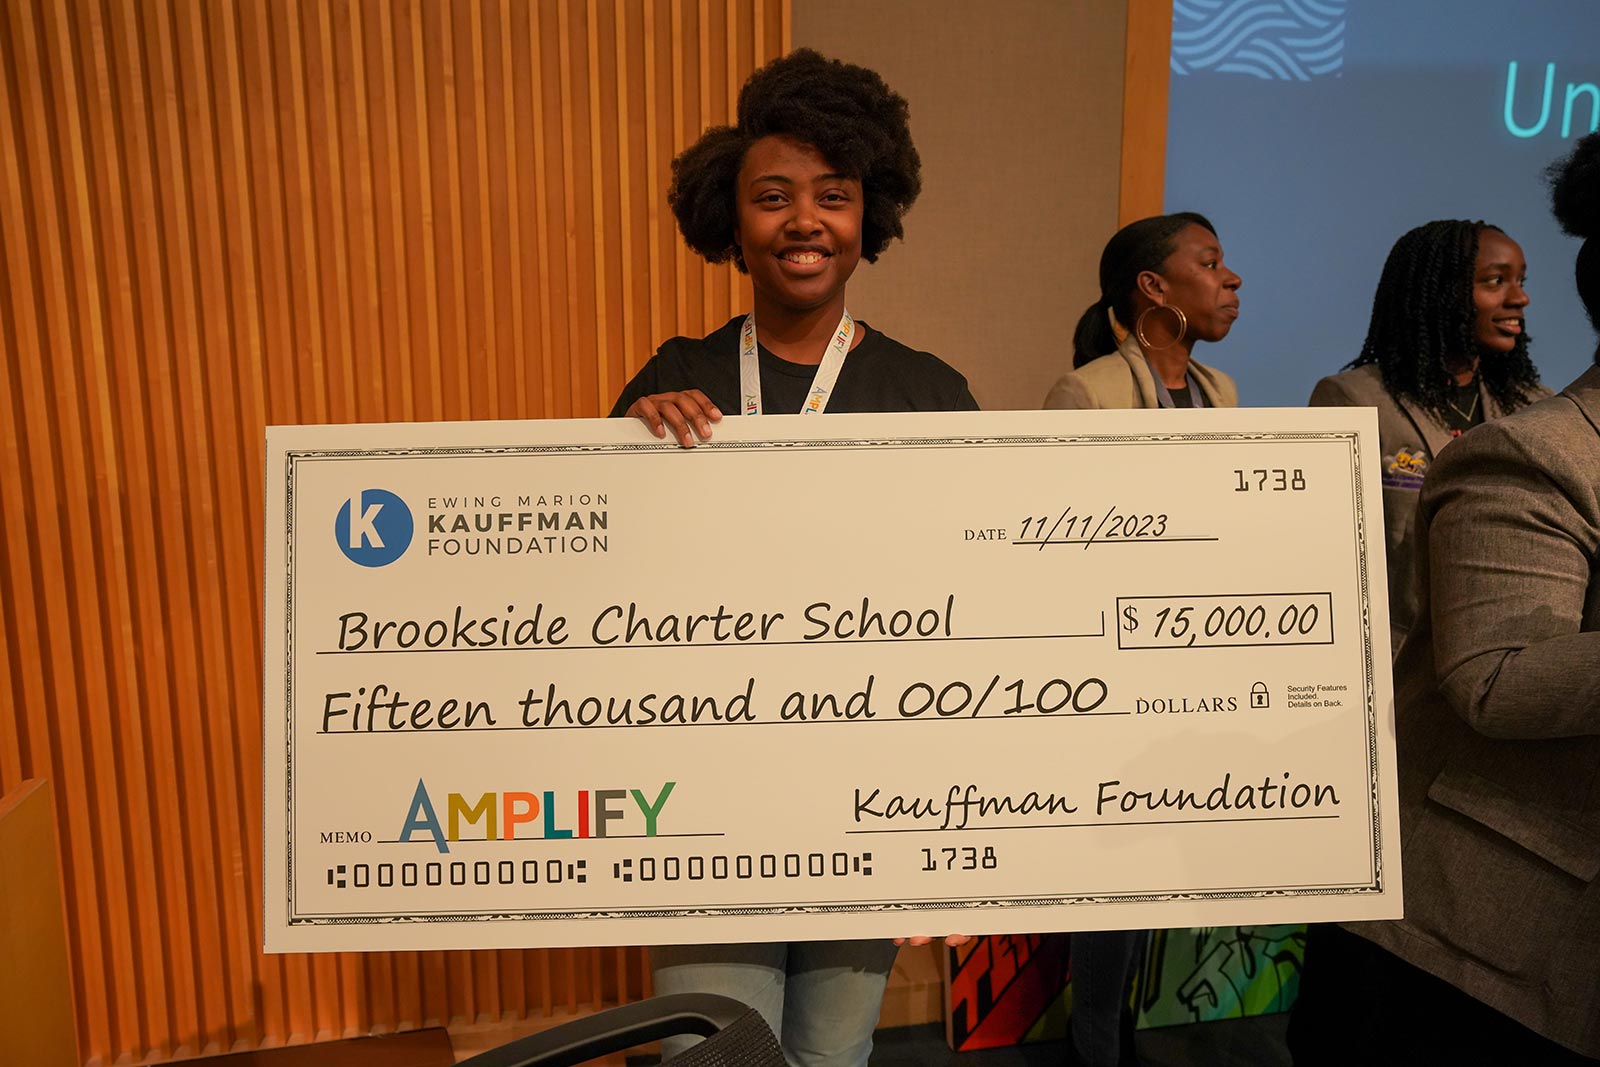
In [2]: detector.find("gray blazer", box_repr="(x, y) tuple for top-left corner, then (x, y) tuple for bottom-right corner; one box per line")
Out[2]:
(1043, 334), (1238, 410)
(1350, 364), (1600, 1057)
(1308, 365), (1547, 654)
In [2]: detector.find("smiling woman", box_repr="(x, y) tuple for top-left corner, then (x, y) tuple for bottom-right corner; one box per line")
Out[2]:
(734, 135), (865, 341)
(604, 48), (975, 1067)
(608, 48), (976, 450)
(1307, 219), (1550, 656)
(1289, 137), (1600, 1067)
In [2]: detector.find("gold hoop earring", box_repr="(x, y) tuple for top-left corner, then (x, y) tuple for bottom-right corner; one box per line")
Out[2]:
(1135, 305), (1187, 350)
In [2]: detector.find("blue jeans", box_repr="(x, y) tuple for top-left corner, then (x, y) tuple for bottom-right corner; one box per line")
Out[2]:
(650, 939), (899, 1067)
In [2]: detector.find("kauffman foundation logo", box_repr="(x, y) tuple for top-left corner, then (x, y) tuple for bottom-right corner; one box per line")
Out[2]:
(335, 489), (414, 567)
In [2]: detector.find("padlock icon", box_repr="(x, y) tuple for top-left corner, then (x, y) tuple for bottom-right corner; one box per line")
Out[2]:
(1250, 682), (1270, 709)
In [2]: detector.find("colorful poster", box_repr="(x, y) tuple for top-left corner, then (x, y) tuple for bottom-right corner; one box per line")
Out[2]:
(944, 925), (1306, 1051)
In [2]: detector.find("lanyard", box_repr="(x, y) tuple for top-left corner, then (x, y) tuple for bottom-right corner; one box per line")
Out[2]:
(738, 310), (854, 415)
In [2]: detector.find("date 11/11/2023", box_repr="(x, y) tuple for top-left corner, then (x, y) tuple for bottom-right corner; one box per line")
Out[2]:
(964, 469), (1309, 546)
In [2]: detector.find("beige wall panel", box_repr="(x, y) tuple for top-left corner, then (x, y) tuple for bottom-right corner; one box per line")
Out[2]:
(792, 0), (1127, 410)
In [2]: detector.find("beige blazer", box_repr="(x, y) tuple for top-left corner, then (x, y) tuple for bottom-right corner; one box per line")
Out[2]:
(1308, 364), (1548, 654)
(1350, 364), (1600, 1057)
(1042, 333), (1238, 410)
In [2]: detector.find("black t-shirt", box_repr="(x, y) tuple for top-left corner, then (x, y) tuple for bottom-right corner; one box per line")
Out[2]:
(608, 316), (979, 416)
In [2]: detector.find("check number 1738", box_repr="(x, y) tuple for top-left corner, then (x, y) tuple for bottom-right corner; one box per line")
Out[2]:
(1235, 468), (1306, 492)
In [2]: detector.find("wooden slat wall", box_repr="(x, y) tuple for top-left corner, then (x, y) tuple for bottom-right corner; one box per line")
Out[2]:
(0, 1), (785, 1062)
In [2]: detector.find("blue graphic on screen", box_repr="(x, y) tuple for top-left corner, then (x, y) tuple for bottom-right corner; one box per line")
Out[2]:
(1167, 1), (1598, 407)
(1171, 0), (1345, 81)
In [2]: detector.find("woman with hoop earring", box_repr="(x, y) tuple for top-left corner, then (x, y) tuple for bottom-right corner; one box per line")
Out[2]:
(1044, 212), (1240, 414)
(1039, 211), (1239, 1067)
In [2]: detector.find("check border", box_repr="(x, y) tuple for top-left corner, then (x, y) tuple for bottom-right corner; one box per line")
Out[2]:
(278, 429), (1385, 926)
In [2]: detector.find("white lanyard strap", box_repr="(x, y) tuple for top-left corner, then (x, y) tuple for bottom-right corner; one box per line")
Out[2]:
(738, 310), (854, 415)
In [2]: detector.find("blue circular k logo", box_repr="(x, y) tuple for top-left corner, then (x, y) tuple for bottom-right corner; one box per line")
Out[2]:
(334, 489), (413, 567)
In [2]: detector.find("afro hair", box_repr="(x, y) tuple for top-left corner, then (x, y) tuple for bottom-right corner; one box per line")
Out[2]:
(667, 49), (921, 271)
(1546, 132), (1600, 336)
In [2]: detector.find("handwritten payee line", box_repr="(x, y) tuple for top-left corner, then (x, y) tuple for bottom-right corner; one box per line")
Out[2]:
(317, 626), (1108, 655)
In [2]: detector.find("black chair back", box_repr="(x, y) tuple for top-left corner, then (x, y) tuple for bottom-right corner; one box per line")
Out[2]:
(454, 992), (785, 1067)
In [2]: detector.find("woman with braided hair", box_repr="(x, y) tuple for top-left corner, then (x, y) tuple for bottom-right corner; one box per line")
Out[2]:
(1308, 220), (1547, 656)
(1289, 136), (1600, 1067)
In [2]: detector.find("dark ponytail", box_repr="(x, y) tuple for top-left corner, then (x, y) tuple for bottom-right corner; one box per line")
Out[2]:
(1071, 300), (1117, 368)
(1071, 212), (1217, 368)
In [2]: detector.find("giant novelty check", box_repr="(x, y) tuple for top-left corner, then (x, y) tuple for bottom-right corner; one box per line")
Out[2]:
(264, 409), (1401, 952)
